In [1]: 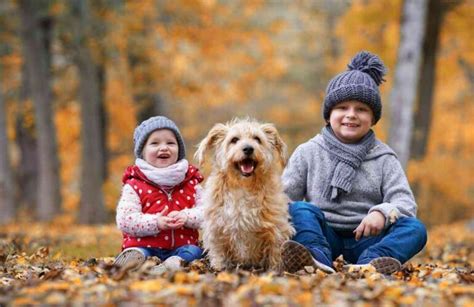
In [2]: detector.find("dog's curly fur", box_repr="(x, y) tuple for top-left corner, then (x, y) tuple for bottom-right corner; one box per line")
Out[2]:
(195, 118), (295, 271)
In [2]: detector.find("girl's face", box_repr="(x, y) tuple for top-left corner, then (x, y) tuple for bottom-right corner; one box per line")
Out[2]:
(142, 129), (179, 168)
(328, 100), (374, 144)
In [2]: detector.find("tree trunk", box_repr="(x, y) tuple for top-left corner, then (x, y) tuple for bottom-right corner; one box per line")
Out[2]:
(98, 66), (109, 180)
(410, 0), (455, 159)
(0, 69), (15, 224)
(388, 0), (428, 169)
(15, 63), (39, 211)
(18, 0), (61, 221)
(70, 0), (107, 224)
(136, 93), (167, 123)
(409, 0), (440, 159)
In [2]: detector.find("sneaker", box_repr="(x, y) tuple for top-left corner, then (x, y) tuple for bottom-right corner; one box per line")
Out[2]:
(281, 240), (335, 274)
(114, 248), (147, 270)
(369, 257), (401, 274)
(150, 256), (184, 274)
(344, 257), (401, 275)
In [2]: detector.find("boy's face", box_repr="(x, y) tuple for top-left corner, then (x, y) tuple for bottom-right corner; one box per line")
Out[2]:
(142, 129), (179, 168)
(328, 100), (374, 144)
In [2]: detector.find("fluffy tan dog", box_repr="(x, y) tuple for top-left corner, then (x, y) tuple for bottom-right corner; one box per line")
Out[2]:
(195, 118), (295, 271)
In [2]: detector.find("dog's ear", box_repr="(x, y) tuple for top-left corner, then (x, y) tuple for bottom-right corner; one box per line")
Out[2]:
(260, 123), (287, 168)
(194, 123), (229, 166)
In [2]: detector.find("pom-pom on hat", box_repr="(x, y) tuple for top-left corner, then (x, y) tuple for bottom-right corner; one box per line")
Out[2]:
(133, 116), (186, 160)
(323, 51), (387, 124)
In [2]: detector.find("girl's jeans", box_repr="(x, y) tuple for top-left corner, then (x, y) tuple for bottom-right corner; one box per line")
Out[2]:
(289, 201), (428, 264)
(133, 245), (203, 263)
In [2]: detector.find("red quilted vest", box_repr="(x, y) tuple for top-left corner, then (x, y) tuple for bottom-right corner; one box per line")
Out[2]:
(121, 164), (204, 250)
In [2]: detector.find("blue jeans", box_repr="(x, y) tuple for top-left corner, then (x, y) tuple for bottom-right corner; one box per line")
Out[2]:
(135, 245), (203, 263)
(289, 202), (427, 265)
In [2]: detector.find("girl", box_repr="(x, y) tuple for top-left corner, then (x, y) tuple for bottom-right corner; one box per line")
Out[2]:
(114, 116), (204, 272)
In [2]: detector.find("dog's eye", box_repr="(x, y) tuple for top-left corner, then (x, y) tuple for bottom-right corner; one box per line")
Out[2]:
(230, 137), (239, 144)
(253, 136), (261, 144)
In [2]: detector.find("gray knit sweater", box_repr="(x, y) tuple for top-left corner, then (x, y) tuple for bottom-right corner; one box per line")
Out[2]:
(282, 134), (417, 231)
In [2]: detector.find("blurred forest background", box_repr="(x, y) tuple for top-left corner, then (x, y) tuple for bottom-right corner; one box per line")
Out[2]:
(0, 0), (473, 228)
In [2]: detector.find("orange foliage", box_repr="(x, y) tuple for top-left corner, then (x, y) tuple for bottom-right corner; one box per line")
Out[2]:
(2, 0), (473, 224)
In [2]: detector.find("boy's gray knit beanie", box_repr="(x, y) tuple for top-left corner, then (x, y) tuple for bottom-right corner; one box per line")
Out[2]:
(133, 116), (186, 160)
(323, 51), (387, 124)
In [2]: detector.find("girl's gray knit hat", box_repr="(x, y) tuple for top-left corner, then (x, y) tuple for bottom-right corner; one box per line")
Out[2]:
(323, 51), (387, 124)
(133, 116), (186, 160)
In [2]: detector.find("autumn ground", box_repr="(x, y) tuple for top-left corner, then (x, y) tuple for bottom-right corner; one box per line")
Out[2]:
(0, 220), (473, 306)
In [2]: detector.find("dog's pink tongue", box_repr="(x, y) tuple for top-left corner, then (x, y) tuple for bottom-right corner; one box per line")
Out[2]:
(240, 162), (254, 174)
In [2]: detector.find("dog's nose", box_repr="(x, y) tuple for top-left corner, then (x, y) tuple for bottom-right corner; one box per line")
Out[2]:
(243, 146), (254, 156)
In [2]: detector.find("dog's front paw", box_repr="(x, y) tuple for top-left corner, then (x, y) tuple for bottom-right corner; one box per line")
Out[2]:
(210, 258), (225, 271)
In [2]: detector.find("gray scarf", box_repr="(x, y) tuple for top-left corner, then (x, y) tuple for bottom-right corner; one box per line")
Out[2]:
(319, 126), (375, 202)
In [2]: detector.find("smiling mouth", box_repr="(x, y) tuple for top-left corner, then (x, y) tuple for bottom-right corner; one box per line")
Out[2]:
(235, 158), (257, 177)
(158, 154), (170, 159)
(342, 123), (359, 128)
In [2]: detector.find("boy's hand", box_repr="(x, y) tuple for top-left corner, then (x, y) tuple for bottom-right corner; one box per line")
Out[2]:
(167, 211), (187, 229)
(353, 211), (385, 241)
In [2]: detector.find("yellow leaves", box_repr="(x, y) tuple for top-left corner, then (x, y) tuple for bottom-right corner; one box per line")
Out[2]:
(173, 271), (200, 284)
(14, 255), (28, 266)
(216, 271), (239, 284)
(130, 279), (165, 292)
(49, 1), (65, 16)
(449, 285), (474, 296)
(346, 264), (377, 279)
(431, 268), (445, 279)
(199, 0), (216, 9)
(34, 281), (71, 292)
(0, 219), (473, 305)
(295, 291), (313, 306)
(12, 297), (37, 305)
(398, 294), (417, 305)
(337, 0), (401, 58)
(0, 53), (22, 91)
(269, 19), (287, 34)
(171, 54), (191, 77)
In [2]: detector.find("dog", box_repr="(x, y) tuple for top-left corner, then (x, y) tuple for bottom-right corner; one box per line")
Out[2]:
(194, 118), (295, 271)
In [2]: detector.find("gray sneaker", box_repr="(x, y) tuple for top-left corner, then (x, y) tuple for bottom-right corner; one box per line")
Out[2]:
(344, 257), (401, 275)
(114, 248), (147, 270)
(281, 240), (335, 274)
(369, 257), (401, 274)
(150, 256), (184, 275)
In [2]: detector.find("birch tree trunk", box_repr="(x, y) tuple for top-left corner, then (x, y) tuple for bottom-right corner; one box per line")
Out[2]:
(0, 70), (15, 224)
(19, 0), (61, 220)
(388, 0), (428, 169)
(70, 0), (107, 224)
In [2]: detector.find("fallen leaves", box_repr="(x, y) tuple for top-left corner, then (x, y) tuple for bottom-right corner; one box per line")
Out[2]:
(0, 220), (472, 305)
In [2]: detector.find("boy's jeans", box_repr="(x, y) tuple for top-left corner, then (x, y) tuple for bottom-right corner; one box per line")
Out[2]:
(289, 201), (428, 264)
(135, 245), (203, 263)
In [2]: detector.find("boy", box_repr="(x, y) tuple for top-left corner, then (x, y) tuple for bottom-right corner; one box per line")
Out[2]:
(281, 51), (427, 274)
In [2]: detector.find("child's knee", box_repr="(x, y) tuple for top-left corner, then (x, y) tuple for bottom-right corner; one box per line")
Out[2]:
(180, 245), (203, 260)
(398, 217), (428, 246)
(289, 201), (324, 219)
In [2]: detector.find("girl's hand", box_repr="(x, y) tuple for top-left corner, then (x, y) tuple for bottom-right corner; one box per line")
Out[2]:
(353, 211), (385, 241)
(156, 206), (175, 230)
(167, 211), (187, 229)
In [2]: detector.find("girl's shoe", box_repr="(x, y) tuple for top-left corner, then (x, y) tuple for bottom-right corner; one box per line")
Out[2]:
(149, 256), (184, 274)
(281, 240), (335, 274)
(114, 248), (147, 270)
